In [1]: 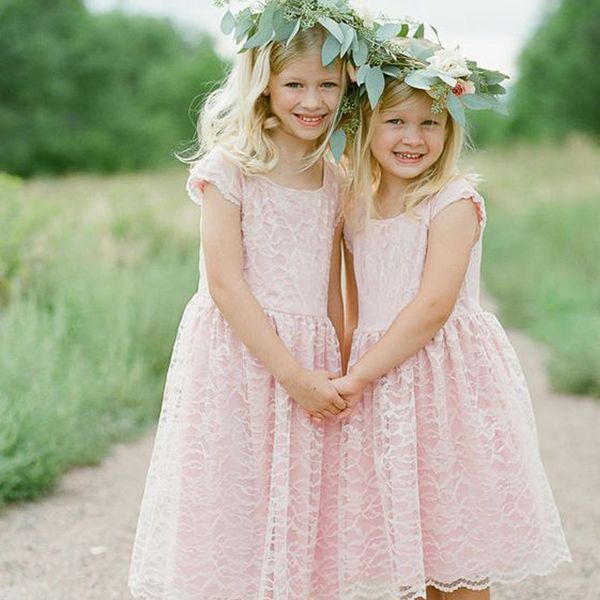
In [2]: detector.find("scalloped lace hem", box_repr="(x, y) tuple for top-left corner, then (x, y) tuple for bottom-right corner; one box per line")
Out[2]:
(129, 554), (572, 600)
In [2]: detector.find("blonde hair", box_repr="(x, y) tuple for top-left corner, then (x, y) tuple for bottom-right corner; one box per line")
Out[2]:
(344, 79), (466, 225)
(186, 27), (347, 174)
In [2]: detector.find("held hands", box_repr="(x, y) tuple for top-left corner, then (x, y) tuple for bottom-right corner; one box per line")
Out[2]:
(282, 368), (347, 422)
(330, 373), (366, 421)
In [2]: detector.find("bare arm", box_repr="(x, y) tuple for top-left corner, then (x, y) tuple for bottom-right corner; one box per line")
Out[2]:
(327, 221), (344, 358)
(341, 234), (358, 372)
(332, 199), (480, 416)
(201, 183), (346, 419)
(350, 199), (479, 384)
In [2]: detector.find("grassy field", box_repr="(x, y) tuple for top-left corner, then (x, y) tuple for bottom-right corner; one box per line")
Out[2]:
(0, 168), (199, 505)
(468, 136), (600, 397)
(1, 138), (598, 505)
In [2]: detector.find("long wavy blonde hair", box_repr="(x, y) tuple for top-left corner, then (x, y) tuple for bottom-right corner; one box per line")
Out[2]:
(344, 79), (468, 225)
(186, 26), (347, 174)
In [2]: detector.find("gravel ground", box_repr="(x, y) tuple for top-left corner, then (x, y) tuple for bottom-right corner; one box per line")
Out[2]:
(1, 326), (598, 600)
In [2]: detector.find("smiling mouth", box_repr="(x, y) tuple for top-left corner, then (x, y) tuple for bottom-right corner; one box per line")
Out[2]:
(393, 151), (425, 162)
(294, 114), (326, 127)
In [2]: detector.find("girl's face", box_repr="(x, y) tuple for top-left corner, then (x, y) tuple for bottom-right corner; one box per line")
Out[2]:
(370, 93), (448, 183)
(265, 51), (343, 144)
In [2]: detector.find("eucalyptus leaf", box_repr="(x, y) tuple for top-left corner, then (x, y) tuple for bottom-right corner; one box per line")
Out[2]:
(234, 15), (254, 44)
(409, 39), (436, 61)
(433, 71), (457, 87)
(352, 39), (369, 66)
(272, 9), (296, 41)
(486, 83), (506, 95)
(318, 16), (344, 43)
(446, 93), (466, 128)
(244, 26), (274, 48)
(329, 128), (347, 163)
(365, 66), (385, 108)
(376, 22), (403, 42)
(322, 34), (341, 66)
(339, 23), (355, 57)
(356, 64), (370, 85)
(405, 69), (437, 90)
(220, 10), (236, 35)
(381, 65), (402, 78)
(285, 19), (301, 47)
(480, 69), (508, 85)
(461, 93), (493, 110)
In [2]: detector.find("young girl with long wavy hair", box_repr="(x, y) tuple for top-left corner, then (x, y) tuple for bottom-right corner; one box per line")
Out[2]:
(129, 21), (350, 600)
(333, 76), (571, 600)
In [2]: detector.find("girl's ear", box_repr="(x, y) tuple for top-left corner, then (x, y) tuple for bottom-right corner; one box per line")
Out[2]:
(263, 87), (270, 97)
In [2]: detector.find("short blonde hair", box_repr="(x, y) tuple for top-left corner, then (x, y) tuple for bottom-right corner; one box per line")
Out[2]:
(344, 79), (466, 225)
(188, 27), (347, 174)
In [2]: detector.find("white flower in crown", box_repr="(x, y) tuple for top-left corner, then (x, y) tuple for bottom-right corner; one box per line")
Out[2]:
(347, 0), (375, 28)
(427, 47), (471, 78)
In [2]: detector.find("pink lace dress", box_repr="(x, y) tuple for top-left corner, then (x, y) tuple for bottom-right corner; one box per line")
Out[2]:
(340, 178), (571, 599)
(129, 148), (343, 600)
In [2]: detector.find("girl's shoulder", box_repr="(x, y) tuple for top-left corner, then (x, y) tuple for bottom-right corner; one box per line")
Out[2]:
(186, 146), (244, 208)
(425, 174), (486, 231)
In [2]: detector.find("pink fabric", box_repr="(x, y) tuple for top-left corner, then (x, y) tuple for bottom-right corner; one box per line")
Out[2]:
(340, 178), (571, 599)
(129, 148), (344, 600)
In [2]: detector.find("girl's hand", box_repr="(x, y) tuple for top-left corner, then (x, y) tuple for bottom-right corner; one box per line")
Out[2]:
(281, 368), (347, 422)
(330, 374), (365, 421)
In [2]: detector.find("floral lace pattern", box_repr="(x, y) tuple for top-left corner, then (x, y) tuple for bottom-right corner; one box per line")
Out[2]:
(129, 149), (345, 600)
(339, 178), (571, 599)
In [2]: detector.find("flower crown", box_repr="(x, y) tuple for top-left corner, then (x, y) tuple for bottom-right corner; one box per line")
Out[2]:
(214, 0), (509, 160)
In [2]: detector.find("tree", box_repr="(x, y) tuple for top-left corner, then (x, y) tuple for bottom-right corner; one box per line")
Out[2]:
(510, 0), (600, 139)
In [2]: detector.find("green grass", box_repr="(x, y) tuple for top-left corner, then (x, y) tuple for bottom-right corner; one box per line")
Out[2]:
(467, 136), (600, 397)
(0, 169), (199, 504)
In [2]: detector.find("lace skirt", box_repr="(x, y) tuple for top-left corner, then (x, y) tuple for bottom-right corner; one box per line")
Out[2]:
(339, 312), (571, 600)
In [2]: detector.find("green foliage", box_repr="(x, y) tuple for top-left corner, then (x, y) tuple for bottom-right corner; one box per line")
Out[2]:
(510, 0), (600, 140)
(0, 0), (227, 176)
(0, 169), (198, 504)
(470, 139), (600, 397)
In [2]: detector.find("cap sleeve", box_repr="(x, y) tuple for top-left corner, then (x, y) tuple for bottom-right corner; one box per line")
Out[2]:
(186, 148), (243, 207)
(429, 177), (486, 237)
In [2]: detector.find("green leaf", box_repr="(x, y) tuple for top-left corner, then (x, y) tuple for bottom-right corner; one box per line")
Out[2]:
(339, 23), (355, 57)
(329, 128), (347, 163)
(381, 65), (402, 78)
(409, 39), (436, 61)
(414, 23), (425, 39)
(318, 16), (344, 43)
(461, 94), (493, 110)
(405, 69), (437, 90)
(272, 9), (296, 42)
(356, 64), (370, 85)
(244, 1), (277, 48)
(285, 19), (301, 47)
(220, 10), (236, 35)
(322, 34), (341, 66)
(446, 93), (466, 128)
(352, 38), (369, 66)
(485, 83), (506, 95)
(480, 69), (509, 85)
(375, 23), (403, 41)
(365, 66), (385, 108)
(399, 23), (409, 37)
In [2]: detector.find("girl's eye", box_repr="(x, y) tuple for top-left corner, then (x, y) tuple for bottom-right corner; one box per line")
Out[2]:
(423, 120), (439, 126)
(285, 82), (302, 88)
(386, 119), (403, 125)
(321, 82), (339, 89)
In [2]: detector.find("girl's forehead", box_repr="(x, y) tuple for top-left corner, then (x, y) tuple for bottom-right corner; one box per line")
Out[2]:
(381, 96), (441, 117)
(278, 52), (342, 77)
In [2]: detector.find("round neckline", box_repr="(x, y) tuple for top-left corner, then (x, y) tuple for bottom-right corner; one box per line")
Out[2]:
(254, 161), (330, 193)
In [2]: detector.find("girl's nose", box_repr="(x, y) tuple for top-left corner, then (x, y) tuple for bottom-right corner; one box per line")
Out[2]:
(301, 88), (322, 110)
(401, 125), (423, 145)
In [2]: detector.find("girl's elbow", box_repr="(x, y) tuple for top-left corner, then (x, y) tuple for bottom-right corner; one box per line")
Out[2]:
(421, 297), (454, 328)
(206, 272), (241, 305)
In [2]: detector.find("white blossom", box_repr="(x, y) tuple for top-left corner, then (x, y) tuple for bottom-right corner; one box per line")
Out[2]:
(427, 47), (471, 78)
(348, 0), (375, 28)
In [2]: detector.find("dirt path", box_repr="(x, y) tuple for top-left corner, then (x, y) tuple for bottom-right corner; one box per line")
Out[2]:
(1, 326), (598, 600)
